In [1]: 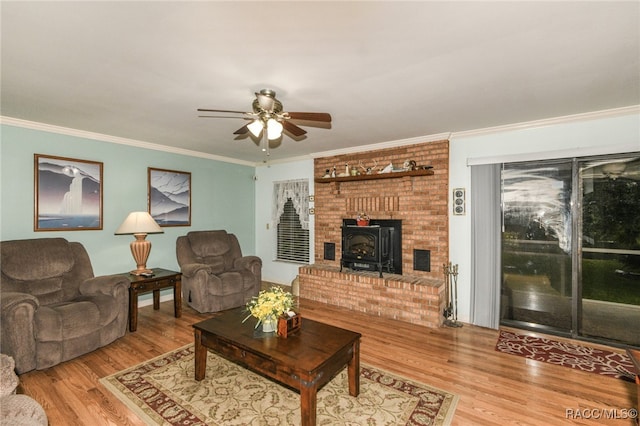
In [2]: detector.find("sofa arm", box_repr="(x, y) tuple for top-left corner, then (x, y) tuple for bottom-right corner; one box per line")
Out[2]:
(79, 274), (130, 297)
(0, 292), (39, 374)
(180, 263), (214, 278)
(234, 256), (262, 275)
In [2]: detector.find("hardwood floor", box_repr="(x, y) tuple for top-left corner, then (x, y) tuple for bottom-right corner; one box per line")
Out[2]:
(17, 298), (637, 425)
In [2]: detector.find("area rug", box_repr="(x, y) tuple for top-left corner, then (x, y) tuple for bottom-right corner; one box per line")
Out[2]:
(495, 329), (636, 381)
(100, 344), (458, 426)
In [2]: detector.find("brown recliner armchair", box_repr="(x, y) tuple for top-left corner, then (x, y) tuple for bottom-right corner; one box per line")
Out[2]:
(176, 230), (262, 313)
(0, 238), (130, 374)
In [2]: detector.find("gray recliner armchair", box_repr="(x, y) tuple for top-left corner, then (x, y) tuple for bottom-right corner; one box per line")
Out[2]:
(0, 238), (130, 374)
(176, 230), (262, 313)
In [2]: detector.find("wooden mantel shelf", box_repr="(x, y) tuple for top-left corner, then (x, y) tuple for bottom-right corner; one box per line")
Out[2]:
(315, 168), (434, 183)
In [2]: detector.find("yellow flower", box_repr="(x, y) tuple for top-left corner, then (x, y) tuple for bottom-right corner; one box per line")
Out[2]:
(243, 286), (295, 328)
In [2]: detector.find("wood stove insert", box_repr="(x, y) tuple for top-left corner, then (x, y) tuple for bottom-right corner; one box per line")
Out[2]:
(340, 219), (402, 277)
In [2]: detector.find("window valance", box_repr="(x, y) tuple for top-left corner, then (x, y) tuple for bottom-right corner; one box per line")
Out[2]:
(272, 179), (309, 230)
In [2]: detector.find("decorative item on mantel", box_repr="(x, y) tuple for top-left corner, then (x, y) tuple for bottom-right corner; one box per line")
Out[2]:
(338, 163), (350, 177)
(379, 162), (394, 174)
(357, 159), (378, 174)
(243, 286), (299, 334)
(403, 159), (417, 171)
(356, 212), (370, 226)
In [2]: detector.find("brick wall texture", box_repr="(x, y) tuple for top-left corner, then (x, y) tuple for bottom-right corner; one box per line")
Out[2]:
(298, 139), (450, 328)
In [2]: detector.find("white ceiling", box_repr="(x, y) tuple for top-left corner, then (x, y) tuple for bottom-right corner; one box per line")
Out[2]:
(2, 1), (639, 164)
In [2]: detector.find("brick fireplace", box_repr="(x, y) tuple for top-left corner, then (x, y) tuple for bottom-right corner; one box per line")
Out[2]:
(299, 139), (449, 328)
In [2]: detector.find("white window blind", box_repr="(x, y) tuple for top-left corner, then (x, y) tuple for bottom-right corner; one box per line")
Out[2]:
(273, 179), (309, 263)
(277, 199), (309, 263)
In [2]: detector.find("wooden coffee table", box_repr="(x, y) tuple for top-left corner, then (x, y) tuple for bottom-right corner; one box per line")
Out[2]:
(193, 307), (361, 426)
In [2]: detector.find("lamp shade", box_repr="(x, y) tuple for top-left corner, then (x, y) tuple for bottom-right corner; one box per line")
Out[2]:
(247, 119), (264, 138)
(115, 211), (163, 235)
(267, 118), (283, 140)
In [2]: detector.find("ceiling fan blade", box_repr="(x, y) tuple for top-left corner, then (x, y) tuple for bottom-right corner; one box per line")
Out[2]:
(233, 124), (250, 135)
(198, 115), (251, 119)
(282, 121), (307, 137)
(286, 112), (332, 122)
(197, 108), (247, 114)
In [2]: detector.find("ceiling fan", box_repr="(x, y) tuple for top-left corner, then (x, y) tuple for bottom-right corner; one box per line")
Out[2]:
(198, 89), (332, 155)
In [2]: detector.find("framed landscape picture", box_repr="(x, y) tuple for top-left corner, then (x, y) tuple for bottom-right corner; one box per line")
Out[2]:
(34, 154), (103, 231)
(148, 167), (191, 226)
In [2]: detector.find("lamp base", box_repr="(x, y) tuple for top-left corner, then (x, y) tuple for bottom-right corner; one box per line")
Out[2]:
(129, 234), (153, 276)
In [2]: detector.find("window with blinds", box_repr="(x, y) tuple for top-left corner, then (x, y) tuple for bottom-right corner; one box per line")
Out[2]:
(277, 198), (309, 263)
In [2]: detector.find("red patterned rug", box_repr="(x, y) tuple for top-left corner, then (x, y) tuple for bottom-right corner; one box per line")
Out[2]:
(496, 330), (636, 381)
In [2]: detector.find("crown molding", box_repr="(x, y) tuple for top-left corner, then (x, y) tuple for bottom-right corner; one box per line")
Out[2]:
(0, 116), (255, 167)
(271, 106), (639, 166)
(3, 105), (638, 168)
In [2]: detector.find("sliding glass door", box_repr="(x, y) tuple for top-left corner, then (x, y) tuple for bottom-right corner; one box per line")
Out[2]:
(500, 154), (640, 346)
(579, 157), (640, 345)
(501, 161), (573, 332)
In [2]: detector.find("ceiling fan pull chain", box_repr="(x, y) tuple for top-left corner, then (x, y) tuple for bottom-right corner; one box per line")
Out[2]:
(261, 132), (270, 156)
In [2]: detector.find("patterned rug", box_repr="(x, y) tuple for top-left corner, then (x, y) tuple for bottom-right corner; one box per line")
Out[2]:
(495, 329), (637, 381)
(100, 344), (458, 426)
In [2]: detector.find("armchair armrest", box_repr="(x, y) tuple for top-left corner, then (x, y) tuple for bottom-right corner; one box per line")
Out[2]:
(180, 263), (215, 278)
(234, 255), (262, 273)
(79, 274), (130, 297)
(1, 291), (39, 312)
(0, 292), (39, 374)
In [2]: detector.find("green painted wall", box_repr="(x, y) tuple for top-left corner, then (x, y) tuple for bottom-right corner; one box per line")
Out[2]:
(0, 124), (256, 279)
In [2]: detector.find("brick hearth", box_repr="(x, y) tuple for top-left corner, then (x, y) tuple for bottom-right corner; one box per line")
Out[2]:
(299, 264), (445, 328)
(299, 139), (450, 328)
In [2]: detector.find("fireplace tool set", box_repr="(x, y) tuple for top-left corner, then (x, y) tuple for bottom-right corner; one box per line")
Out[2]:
(443, 262), (463, 328)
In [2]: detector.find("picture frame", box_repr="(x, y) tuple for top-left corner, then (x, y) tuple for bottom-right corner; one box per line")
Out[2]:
(148, 167), (191, 227)
(34, 154), (103, 231)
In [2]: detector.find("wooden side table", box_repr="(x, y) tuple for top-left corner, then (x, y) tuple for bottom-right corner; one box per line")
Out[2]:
(125, 268), (182, 332)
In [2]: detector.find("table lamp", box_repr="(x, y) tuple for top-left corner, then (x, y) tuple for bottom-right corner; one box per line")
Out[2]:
(115, 211), (164, 275)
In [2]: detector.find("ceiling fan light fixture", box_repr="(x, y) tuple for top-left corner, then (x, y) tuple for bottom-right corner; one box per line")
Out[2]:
(247, 119), (264, 137)
(267, 118), (283, 140)
(197, 88), (331, 154)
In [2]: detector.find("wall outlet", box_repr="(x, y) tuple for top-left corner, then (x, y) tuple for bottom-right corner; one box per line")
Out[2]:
(453, 188), (466, 215)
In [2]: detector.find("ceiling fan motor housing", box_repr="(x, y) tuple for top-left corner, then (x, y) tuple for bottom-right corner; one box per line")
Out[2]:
(254, 89), (282, 114)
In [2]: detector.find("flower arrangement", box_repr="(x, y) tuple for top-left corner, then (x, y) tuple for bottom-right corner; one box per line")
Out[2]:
(243, 286), (295, 329)
(356, 212), (370, 226)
